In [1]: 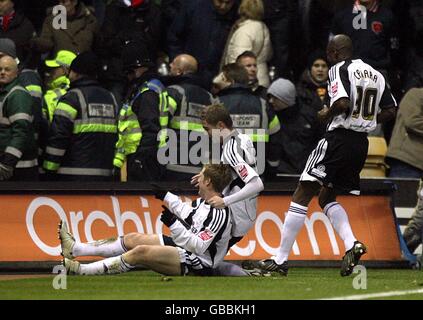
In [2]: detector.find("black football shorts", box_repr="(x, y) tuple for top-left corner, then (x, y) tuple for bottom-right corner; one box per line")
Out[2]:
(300, 128), (368, 194)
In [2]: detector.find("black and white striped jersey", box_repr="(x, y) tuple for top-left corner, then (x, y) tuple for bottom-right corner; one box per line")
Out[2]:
(327, 59), (397, 133)
(164, 192), (232, 268)
(221, 130), (259, 187)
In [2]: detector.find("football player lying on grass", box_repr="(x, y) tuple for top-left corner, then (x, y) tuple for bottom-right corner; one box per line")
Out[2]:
(60, 164), (256, 276)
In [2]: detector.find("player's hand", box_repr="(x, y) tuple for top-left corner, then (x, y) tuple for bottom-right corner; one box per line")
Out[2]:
(191, 174), (200, 187)
(208, 196), (226, 209)
(317, 105), (330, 123)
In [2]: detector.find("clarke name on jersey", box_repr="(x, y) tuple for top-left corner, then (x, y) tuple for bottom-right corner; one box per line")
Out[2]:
(353, 68), (378, 82)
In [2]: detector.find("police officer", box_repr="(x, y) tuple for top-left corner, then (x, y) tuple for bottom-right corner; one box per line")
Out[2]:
(114, 40), (169, 181)
(163, 54), (217, 180)
(43, 51), (118, 181)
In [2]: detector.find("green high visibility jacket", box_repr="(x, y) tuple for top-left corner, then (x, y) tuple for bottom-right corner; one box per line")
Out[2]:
(43, 75), (70, 123)
(113, 78), (174, 168)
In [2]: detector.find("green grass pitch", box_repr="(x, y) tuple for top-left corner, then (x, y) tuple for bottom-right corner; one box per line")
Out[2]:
(1, 268), (422, 300)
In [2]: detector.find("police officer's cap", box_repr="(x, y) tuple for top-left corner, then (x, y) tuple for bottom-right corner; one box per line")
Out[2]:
(70, 51), (100, 78)
(121, 41), (154, 71)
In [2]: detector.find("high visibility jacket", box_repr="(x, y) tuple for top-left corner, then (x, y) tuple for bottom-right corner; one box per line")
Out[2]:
(43, 78), (118, 179)
(166, 81), (216, 174)
(113, 78), (173, 168)
(0, 79), (38, 169)
(217, 84), (280, 142)
(43, 75), (70, 123)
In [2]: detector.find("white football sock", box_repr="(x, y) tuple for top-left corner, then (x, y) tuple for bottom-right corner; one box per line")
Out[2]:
(324, 202), (356, 251)
(73, 236), (128, 257)
(79, 255), (135, 275)
(274, 202), (307, 265)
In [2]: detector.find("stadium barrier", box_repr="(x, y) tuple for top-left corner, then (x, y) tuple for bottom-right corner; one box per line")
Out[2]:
(0, 179), (417, 271)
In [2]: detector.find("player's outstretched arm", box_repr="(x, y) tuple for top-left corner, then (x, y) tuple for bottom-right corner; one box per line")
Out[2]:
(163, 192), (193, 220)
(222, 176), (264, 207)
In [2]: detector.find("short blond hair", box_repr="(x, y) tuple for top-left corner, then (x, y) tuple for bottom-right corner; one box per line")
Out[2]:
(239, 0), (264, 21)
(203, 164), (232, 194)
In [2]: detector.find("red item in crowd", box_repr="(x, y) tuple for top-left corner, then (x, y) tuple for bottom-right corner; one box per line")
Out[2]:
(0, 11), (15, 31)
(131, 0), (145, 7)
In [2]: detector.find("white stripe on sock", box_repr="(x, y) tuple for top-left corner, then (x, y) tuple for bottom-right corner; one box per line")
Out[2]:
(275, 204), (307, 265)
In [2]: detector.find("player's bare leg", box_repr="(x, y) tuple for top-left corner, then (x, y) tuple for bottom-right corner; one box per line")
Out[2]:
(64, 245), (182, 276)
(123, 245), (182, 276)
(123, 233), (161, 249)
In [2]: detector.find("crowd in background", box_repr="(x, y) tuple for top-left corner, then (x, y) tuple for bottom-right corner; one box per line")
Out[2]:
(0, 0), (421, 184)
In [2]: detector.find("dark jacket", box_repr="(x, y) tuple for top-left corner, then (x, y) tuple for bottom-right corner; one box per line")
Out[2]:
(95, 1), (162, 82)
(263, 0), (298, 77)
(217, 84), (281, 170)
(0, 78), (37, 170)
(0, 11), (35, 64)
(164, 74), (216, 176)
(331, 3), (399, 70)
(296, 70), (327, 115)
(127, 71), (165, 181)
(167, 0), (238, 88)
(43, 78), (118, 181)
(18, 69), (48, 155)
(275, 101), (322, 174)
(36, 2), (97, 55)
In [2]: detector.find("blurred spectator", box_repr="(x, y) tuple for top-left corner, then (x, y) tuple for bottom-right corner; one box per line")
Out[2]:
(216, 63), (281, 174)
(0, 0), (36, 65)
(159, 0), (182, 56)
(296, 50), (327, 139)
(331, 0), (400, 142)
(95, 0), (162, 106)
(43, 50), (76, 122)
(163, 54), (216, 180)
(263, 0), (298, 79)
(167, 0), (239, 90)
(386, 88), (423, 178)
(296, 0), (338, 80)
(330, 0), (399, 78)
(0, 55), (38, 181)
(267, 78), (322, 174)
(114, 41), (167, 181)
(402, 178), (423, 254)
(236, 50), (267, 98)
(43, 52), (118, 181)
(402, 0), (423, 92)
(221, 0), (272, 87)
(32, 0), (98, 56)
